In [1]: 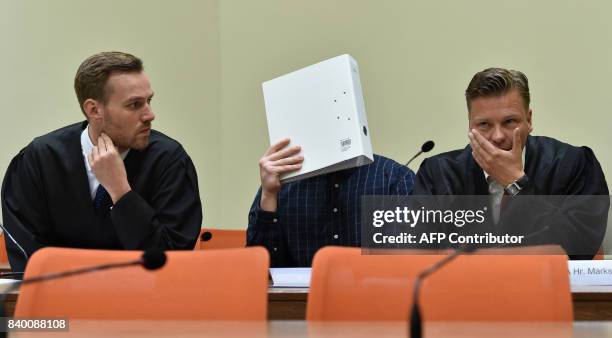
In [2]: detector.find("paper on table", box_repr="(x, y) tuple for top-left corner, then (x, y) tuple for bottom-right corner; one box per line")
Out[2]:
(0, 279), (20, 294)
(568, 260), (612, 286)
(0, 279), (19, 285)
(269, 268), (311, 288)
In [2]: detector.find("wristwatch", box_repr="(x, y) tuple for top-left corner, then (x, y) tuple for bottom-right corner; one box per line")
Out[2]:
(504, 175), (530, 196)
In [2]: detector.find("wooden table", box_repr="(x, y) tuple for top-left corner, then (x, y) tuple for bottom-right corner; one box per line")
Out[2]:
(269, 285), (612, 321)
(0, 264), (10, 273)
(268, 287), (309, 320)
(572, 285), (612, 320)
(8, 320), (612, 337)
(3, 284), (612, 321)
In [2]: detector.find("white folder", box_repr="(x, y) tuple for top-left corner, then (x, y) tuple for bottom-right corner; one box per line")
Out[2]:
(262, 54), (374, 183)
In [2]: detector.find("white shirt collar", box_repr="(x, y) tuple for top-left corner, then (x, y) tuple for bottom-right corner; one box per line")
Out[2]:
(80, 125), (130, 199)
(81, 126), (130, 162)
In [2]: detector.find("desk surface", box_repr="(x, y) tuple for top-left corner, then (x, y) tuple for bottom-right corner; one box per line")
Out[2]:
(3, 283), (612, 321)
(0, 264), (10, 272)
(8, 320), (612, 338)
(269, 285), (612, 294)
(268, 285), (612, 321)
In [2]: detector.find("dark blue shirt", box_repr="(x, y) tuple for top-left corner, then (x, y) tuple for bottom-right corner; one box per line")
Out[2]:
(247, 154), (415, 267)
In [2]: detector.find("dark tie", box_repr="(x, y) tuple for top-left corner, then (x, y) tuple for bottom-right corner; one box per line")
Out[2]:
(501, 193), (510, 211)
(93, 185), (113, 212)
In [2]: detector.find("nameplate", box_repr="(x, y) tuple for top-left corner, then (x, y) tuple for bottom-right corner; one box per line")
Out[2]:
(269, 268), (311, 288)
(568, 260), (612, 285)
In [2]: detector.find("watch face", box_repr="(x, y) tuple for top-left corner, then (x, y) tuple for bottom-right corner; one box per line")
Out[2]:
(505, 183), (520, 196)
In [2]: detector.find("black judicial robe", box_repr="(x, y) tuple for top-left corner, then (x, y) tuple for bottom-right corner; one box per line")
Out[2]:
(414, 135), (609, 258)
(1, 121), (202, 272)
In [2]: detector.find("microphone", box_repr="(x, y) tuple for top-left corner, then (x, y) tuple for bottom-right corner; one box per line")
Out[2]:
(405, 141), (435, 167)
(0, 249), (167, 329)
(0, 222), (30, 266)
(14, 249), (166, 285)
(409, 244), (475, 338)
(0, 272), (23, 278)
(141, 249), (167, 270)
(201, 231), (213, 242)
(409, 225), (550, 338)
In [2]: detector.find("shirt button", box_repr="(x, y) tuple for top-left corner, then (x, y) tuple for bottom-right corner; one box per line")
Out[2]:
(273, 218), (278, 223)
(273, 247), (278, 251)
(333, 234), (339, 239)
(334, 183), (339, 188)
(333, 208), (338, 213)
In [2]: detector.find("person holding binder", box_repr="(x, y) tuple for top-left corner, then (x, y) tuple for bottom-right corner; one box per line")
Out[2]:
(247, 139), (415, 267)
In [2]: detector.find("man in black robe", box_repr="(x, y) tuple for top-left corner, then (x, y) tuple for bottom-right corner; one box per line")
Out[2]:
(414, 67), (608, 258)
(1, 51), (202, 272)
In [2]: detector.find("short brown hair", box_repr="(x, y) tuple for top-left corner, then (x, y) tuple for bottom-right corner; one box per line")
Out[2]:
(74, 51), (143, 115)
(465, 67), (530, 111)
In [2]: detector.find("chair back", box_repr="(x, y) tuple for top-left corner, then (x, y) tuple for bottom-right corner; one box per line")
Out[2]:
(307, 246), (572, 321)
(15, 247), (269, 320)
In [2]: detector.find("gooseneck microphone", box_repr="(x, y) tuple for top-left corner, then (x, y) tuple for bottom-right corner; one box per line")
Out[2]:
(0, 252), (166, 280)
(409, 225), (550, 338)
(0, 222), (30, 266)
(405, 141), (435, 167)
(0, 249), (167, 332)
(0, 272), (24, 278)
(12, 249), (166, 286)
(410, 244), (476, 338)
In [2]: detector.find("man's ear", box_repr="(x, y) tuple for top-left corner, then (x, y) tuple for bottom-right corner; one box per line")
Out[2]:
(83, 99), (103, 122)
(526, 109), (533, 133)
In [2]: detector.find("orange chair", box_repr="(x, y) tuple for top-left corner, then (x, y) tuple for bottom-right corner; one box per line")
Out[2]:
(594, 247), (605, 260)
(0, 233), (9, 264)
(198, 228), (246, 250)
(307, 246), (572, 321)
(15, 247), (269, 320)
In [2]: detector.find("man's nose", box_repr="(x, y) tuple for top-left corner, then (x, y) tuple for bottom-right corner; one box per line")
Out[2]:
(490, 126), (505, 146)
(142, 105), (155, 123)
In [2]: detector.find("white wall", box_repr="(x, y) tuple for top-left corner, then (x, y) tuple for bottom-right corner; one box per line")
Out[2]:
(0, 0), (222, 227)
(2, 0), (611, 252)
(217, 0), (612, 252)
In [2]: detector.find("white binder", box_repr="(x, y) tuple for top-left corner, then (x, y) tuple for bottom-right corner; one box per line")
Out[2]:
(262, 54), (373, 183)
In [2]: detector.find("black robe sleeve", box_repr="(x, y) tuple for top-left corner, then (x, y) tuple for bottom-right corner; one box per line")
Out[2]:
(111, 149), (202, 251)
(414, 158), (437, 195)
(2, 139), (203, 272)
(411, 139), (608, 257)
(501, 146), (609, 259)
(1, 144), (49, 272)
